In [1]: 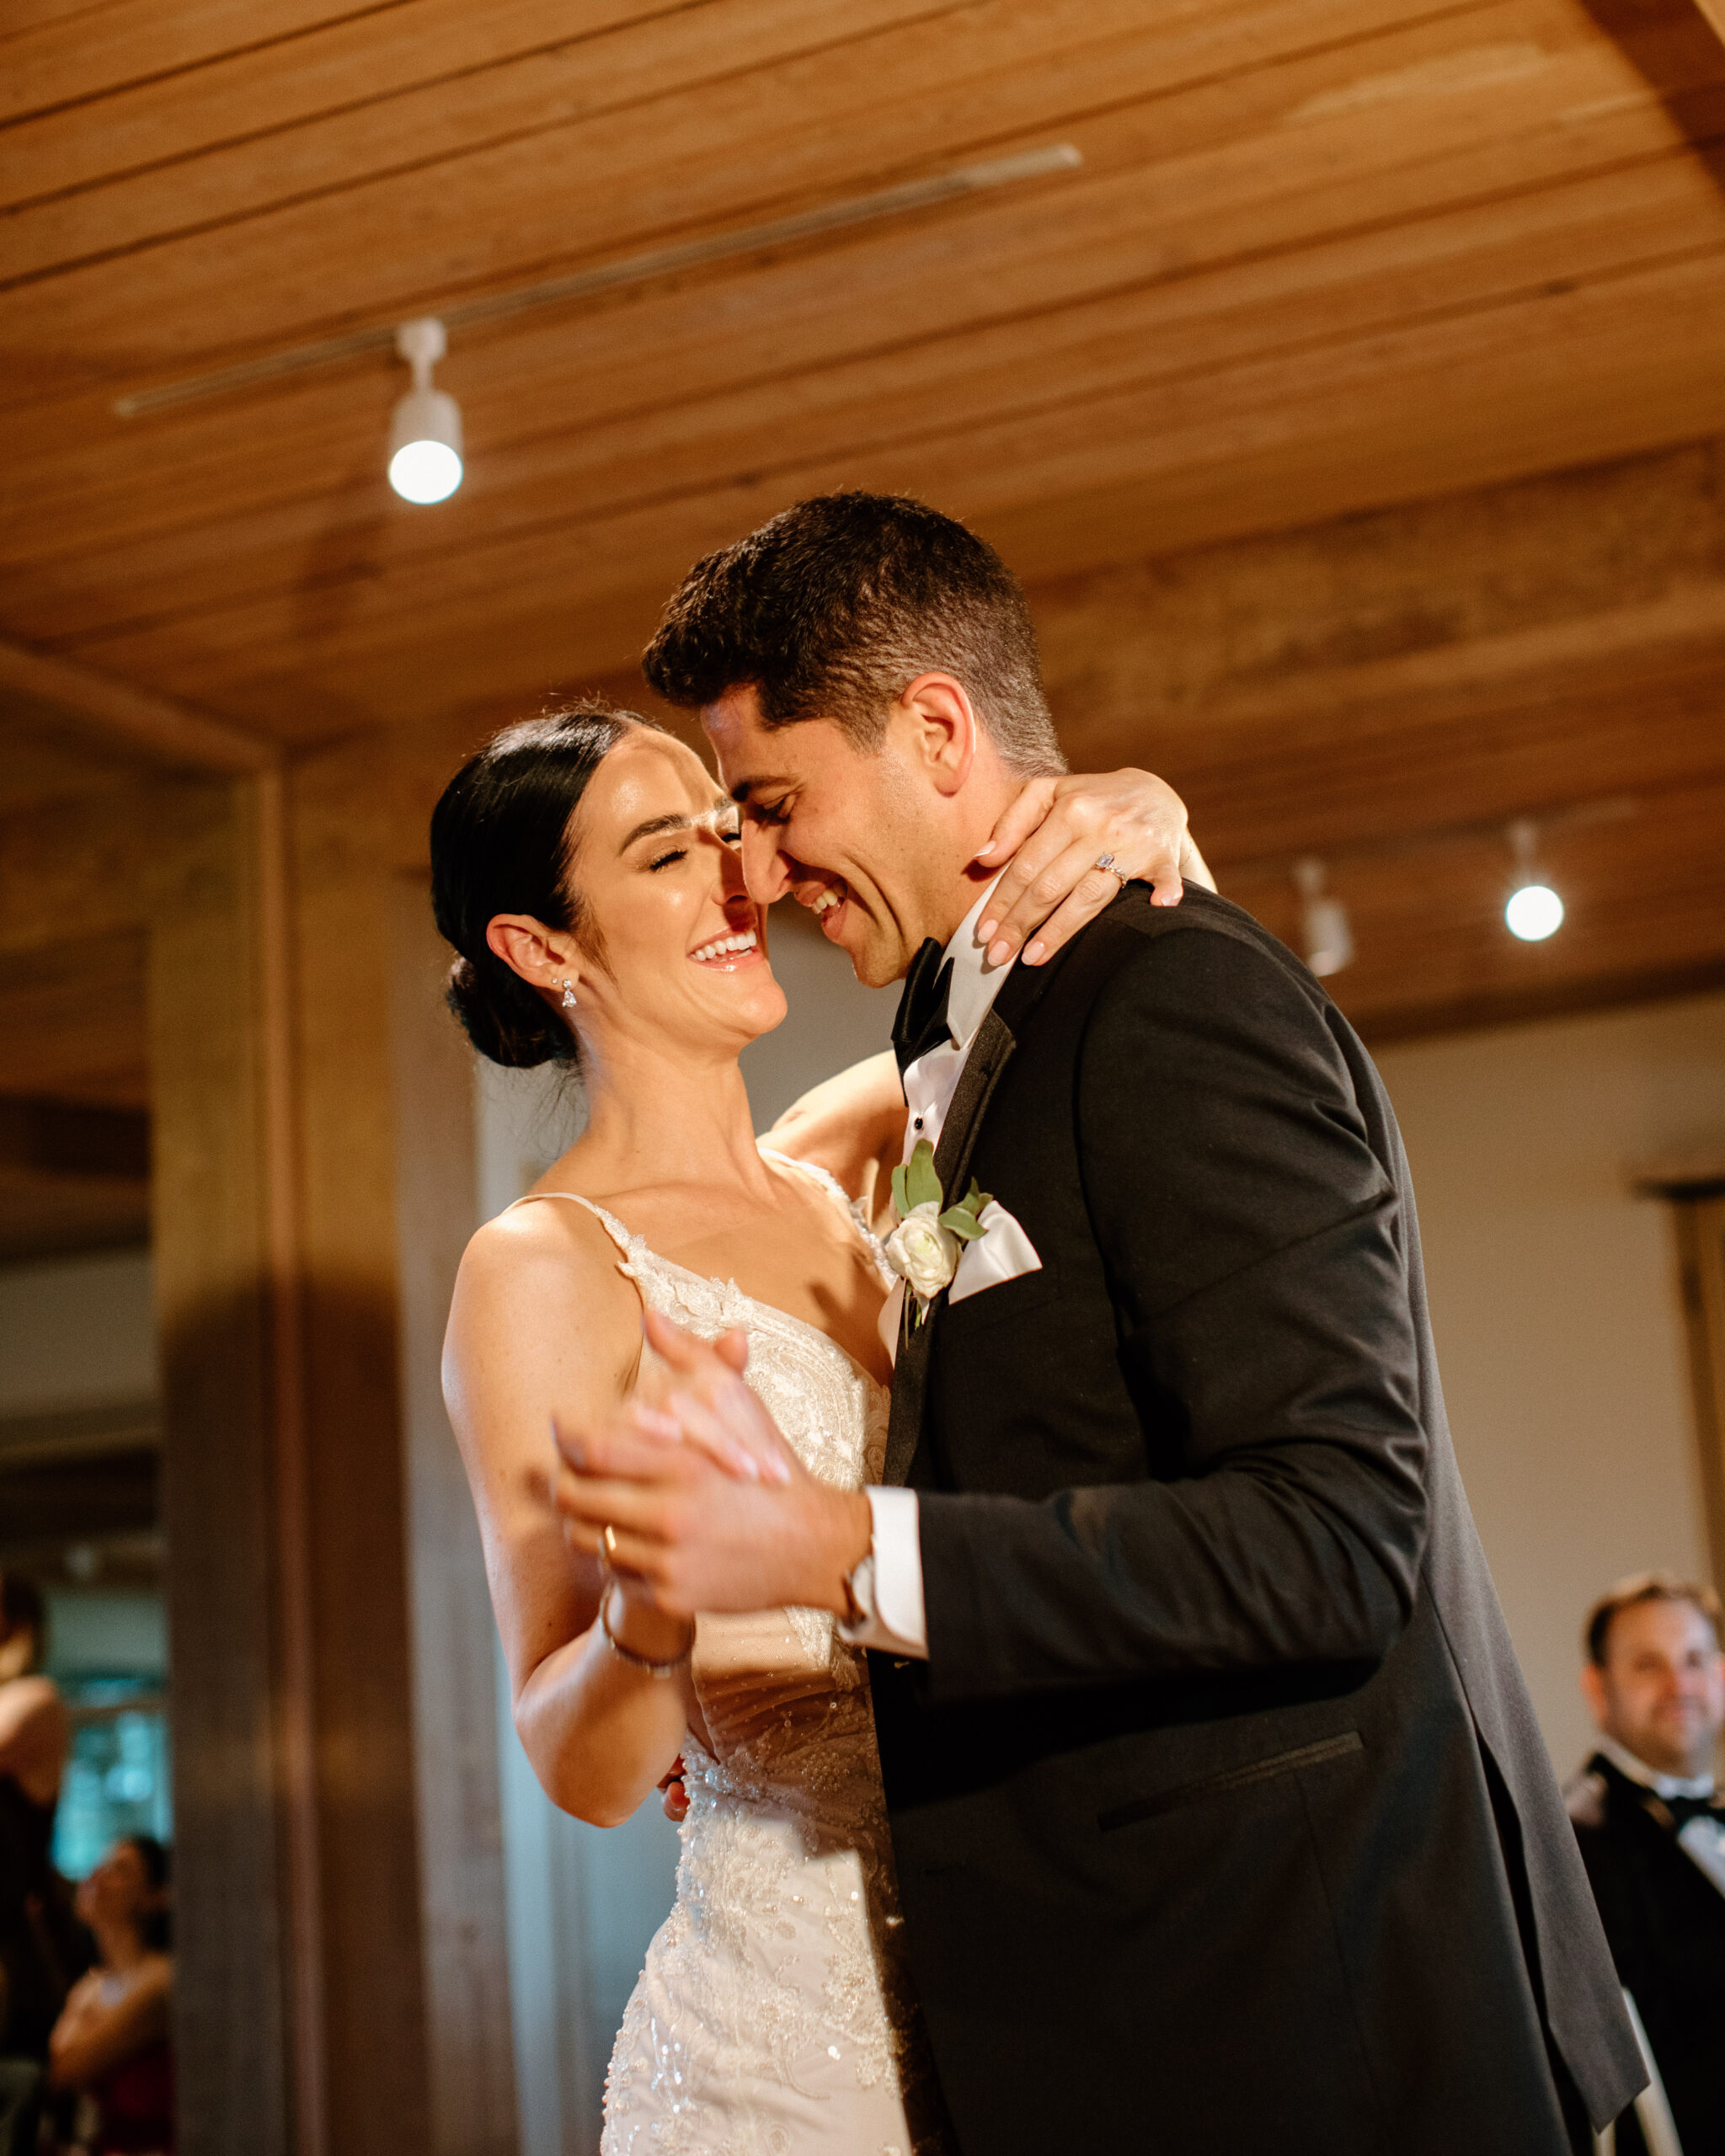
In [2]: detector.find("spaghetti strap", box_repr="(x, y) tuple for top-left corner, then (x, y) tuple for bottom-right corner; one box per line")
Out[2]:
(756, 1143), (892, 1285)
(504, 1188), (633, 1258)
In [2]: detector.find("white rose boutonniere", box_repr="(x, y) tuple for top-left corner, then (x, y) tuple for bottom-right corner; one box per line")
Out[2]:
(884, 1139), (991, 1326)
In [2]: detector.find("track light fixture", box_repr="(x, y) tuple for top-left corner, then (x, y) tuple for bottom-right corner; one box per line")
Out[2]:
(1293, 857), (1354, 977)
(1503, 819), (1564, 942)
(388, 318), (463, 504)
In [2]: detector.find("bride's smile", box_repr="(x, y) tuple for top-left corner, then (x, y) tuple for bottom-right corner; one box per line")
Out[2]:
(503, 726), (789, 1056)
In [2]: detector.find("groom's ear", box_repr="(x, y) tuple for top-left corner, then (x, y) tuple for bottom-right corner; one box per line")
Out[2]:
(894, 672), (979, 798)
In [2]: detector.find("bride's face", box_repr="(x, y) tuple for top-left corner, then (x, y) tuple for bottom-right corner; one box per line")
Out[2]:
(567, 732), (788, 1056)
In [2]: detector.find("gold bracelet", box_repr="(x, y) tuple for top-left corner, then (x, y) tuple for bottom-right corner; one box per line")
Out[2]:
(598, 1567), (691, 1679)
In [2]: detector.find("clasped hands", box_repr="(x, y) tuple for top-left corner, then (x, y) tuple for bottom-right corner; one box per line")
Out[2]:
(553, 1308), (872, 1629)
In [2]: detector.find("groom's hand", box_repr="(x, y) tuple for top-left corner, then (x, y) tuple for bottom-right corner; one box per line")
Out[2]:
(975, 768), (1216, 967)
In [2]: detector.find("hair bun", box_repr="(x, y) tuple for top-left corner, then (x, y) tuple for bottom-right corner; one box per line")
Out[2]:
(444, 953), (568, 1070)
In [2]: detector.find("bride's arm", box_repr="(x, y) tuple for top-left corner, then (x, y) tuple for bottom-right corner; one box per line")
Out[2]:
(443, 1203), (691, 1828)
(766, 1050), (904, 1239)
(975, 766), (1216, 969)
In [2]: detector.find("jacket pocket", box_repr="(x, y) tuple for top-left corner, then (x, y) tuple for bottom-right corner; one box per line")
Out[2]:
(1097, 1730), (1363, 1833)
(939, 1262), (1060, 1333)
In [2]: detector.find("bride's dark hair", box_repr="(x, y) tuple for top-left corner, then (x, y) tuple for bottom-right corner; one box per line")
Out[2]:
(430, 703), (665, 1069)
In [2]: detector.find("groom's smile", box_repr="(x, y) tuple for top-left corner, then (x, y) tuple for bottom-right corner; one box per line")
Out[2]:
(795, 869), (850, 938)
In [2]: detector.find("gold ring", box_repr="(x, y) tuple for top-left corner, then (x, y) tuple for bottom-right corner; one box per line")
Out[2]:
(601, 1523), (620, 1564)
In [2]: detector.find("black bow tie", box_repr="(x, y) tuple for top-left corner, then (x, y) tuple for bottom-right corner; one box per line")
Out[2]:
(893, 937), (954, 1078)
(1658, 1791), (1724, 1830)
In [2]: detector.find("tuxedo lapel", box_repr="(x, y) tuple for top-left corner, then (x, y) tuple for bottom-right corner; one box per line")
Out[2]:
(882, 1007), (1017, 1488)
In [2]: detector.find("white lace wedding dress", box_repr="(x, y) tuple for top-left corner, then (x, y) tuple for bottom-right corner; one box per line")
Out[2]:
(525, 1158), (949, 2156)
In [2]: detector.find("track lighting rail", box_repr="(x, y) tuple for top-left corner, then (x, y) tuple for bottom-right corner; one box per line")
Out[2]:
(112, 143), (1082, 419)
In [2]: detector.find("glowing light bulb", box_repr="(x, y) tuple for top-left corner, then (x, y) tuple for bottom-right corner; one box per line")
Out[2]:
(388, 433), (462, 504)
(387, 318), (463, 504)
(1505, 883), (1563, 942)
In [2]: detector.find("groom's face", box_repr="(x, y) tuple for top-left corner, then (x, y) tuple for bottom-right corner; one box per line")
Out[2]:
(702, 686), (931, 989)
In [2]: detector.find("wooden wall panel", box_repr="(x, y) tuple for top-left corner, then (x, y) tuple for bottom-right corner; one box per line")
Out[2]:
(147, 777), (291, 2156)
(286, 734), (433, 2156)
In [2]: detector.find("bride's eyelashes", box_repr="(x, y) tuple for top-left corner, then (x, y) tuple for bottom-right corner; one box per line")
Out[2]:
(648, 815), (742, 869)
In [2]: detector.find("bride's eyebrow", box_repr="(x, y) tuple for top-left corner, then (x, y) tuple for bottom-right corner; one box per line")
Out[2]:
(618, 804), (737, 853)
(619, 811), (692, 852)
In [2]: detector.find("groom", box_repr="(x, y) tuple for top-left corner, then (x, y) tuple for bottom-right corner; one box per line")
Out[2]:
(563, 493), (1643, 2151)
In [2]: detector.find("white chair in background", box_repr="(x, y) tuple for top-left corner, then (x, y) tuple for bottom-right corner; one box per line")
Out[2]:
(1594, 1990), (1684, 2156)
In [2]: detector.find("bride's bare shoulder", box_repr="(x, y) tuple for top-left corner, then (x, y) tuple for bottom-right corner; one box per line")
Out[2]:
(449, 1192), (639, 1371)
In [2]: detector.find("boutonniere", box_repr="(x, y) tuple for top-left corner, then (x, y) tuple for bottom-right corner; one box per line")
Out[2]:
(884, 1139), (992, 1325)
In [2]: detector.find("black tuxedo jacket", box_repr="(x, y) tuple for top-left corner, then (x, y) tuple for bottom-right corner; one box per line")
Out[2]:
(870, 885), (1642, 2154)
(1567, 1751), (1725, 2156)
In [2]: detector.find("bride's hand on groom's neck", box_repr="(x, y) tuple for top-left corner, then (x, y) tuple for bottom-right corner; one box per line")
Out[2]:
(973, 767), (1215, 969)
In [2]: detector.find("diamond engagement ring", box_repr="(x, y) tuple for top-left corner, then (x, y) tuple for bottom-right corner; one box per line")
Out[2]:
(1094, 852), (1130, 884)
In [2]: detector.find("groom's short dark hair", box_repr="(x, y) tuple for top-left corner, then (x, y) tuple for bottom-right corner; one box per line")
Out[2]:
(641, 492), (1067, 776)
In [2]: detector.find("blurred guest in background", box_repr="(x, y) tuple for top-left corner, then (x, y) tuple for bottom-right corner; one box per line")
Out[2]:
(47, 1836), (172, 2156)
(1567, 1574), (1725, 2155)
(0, 1573), (75, 2156)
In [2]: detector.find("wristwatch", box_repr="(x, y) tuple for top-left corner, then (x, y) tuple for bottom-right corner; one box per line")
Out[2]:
(839, 1550), (877, 1639)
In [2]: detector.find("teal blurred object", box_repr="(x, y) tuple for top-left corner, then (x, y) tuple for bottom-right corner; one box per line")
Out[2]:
(51, 1680), (171, 1881)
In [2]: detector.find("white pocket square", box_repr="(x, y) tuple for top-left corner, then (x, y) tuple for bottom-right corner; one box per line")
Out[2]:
(948, 1200), (1042, 1305)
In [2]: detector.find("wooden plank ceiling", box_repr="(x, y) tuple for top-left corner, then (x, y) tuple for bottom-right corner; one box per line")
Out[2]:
(3, 0), (1724, 1076)
(4, 0), (1725, 726)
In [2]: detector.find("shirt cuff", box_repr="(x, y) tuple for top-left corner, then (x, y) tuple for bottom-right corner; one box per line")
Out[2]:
(836, 1486), (928, 1657)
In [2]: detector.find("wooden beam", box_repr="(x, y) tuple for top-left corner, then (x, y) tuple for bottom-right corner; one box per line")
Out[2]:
(286, 734), (433, 2156)
(0, 638), (273, 773)
(254, 766), (328, 2156)
(1671, 1192), (1725, 1593)
(148, 778), (292, 2156)
(1691, 0), (1725, 51)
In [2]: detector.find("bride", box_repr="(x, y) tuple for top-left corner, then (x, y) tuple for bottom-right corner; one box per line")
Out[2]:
(436, 702), (1204, 2154)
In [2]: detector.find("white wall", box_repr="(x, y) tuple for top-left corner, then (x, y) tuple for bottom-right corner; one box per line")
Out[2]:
(1377, 991), (1724, 1774)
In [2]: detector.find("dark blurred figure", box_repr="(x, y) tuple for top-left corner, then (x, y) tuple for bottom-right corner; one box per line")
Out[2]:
(0, 1573), (77, 2156)
(47, 1838), (172, 2156)
(1567, 1574), (1725, 2155)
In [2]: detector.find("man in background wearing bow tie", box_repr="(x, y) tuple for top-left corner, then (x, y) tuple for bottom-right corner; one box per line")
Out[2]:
(1567, 1576), (1725, 2154)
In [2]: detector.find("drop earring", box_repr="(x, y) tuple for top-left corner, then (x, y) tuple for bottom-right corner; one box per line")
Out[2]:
(558, 979), (578, 1010)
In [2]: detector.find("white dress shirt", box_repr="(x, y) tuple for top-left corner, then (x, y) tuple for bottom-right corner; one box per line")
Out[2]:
(841, 878), (1015, 1661)
(1599, 1735), (1725, 1898)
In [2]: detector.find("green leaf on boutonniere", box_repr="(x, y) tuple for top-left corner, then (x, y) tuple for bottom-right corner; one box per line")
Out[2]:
(890, 1161), (910, 1217)
(903, 1138), (942, 1212)
(937, 1177), (991, 1242)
